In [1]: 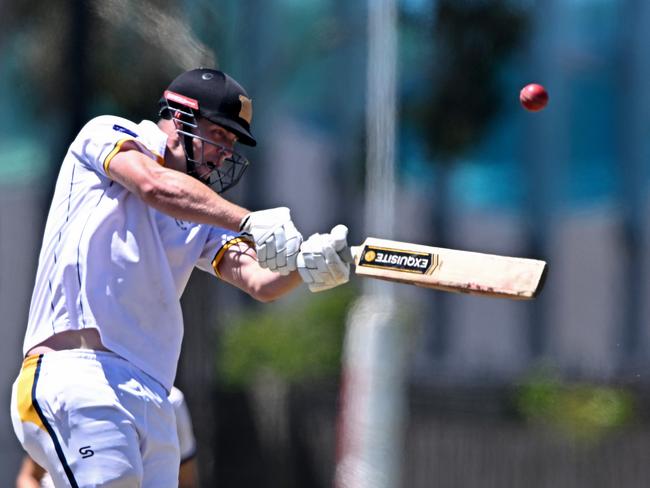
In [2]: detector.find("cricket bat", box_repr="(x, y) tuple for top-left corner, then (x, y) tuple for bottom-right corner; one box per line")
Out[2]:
(344, 237), (547, 300)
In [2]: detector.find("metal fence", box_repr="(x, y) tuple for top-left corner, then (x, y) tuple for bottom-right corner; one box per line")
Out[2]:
(403, 416), (650, 488)
(213, 383), (650, 488)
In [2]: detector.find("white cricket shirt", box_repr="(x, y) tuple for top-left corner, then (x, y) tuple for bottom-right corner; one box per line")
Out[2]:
(23, 115), (245, 391)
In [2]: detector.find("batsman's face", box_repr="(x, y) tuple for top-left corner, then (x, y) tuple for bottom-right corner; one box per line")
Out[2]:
(171, 114), (249, 193)
(193, 119), (237, 175)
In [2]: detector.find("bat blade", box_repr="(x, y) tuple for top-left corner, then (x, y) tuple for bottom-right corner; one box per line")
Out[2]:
(349, 237), (547, 300)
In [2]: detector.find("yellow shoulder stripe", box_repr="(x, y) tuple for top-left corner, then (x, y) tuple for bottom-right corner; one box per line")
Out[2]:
(212, 236), (255, 278)
(103, 138), (165, 179)
(103, 138), (133, 179)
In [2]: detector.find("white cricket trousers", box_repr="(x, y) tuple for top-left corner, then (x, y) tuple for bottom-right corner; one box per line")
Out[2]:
(11, 350), (180, 487)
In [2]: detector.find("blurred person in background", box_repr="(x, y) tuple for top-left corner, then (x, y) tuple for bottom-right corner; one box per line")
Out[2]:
(10, 68), (349, 487)
(17, 386), (200, 488)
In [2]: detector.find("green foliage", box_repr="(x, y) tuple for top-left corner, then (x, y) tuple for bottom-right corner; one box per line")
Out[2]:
(217, 286), (357, 388)
(516, 370), (636, 443)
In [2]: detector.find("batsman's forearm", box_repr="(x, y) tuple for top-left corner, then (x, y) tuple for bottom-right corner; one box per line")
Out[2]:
(109, 149), (250, 230)
(140, 166), (249, 230)
(247, 269), (304, 303)
(218, 247), (304, 302)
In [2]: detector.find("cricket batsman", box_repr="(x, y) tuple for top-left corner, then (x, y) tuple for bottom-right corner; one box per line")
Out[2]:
(10, 68), (350, 487)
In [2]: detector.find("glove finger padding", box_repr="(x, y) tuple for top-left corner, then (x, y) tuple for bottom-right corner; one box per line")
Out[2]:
(273, 226), (287, 269)
(240, 207), (303, 273)
(309, 282), (338, 293)
(259, 241), (272, 267)
(256, 240), (268, 265)
(283, 220), (301, 275)
(297, 228), (350, 292)
(296, 247), (316, 285)
(264, 232), (277, 263)
(320, 240), (347, 282)
(330, 224), (349, 251)
(329, 224), (353, 264)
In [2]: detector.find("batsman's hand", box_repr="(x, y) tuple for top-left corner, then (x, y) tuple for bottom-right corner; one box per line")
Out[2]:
(297, 224), (350, 292)
(240, 207), (303, 275)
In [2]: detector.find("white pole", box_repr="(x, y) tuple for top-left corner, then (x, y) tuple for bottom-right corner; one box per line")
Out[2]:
(334, 0), (406, 487)
(364, 0), (396, 243)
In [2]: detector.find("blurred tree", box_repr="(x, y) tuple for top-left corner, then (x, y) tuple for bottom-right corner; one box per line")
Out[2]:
(0, 0), (91, 193)
(402, 0), (529, 356)
(3, 0), (213, 123)
(516, 370), (635, 443)
(89, 0), (216, 119)
(217, 286), (355, 387)
(2, 0), (70, 107)
(406, 0), (528, 158)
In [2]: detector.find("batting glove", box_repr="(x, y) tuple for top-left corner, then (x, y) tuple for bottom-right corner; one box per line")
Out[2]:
(297, 224), (350, 292)
(240, 207), (303, 275)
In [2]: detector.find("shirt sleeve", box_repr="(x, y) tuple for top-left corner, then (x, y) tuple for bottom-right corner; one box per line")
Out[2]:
(196, 226), (254, 278)
(74, 116), (164, 179)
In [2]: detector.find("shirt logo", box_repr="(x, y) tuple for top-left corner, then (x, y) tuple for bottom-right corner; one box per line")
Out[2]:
(79, 446), (94, 459)
(175, 219), (190, 230)
(113, 124), (138, 138)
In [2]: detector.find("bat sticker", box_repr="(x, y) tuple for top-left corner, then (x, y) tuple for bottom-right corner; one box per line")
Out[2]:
(358, 245), (439, 275)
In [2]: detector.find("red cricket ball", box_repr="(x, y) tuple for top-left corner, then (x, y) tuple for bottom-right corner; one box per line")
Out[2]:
(519, 83), (549, 112)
